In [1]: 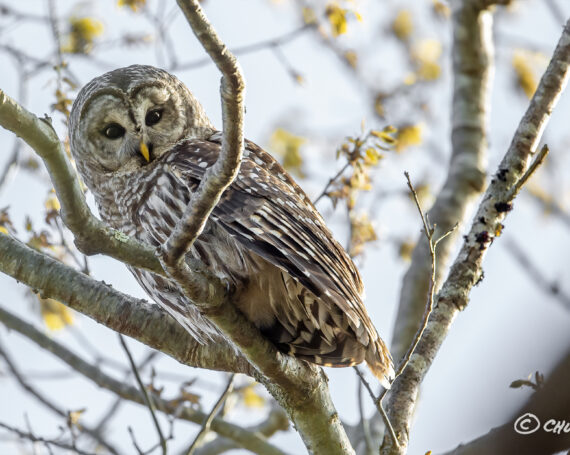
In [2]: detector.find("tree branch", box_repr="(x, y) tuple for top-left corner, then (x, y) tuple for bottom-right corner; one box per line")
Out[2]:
(0, 88), (164, 275)
(0, 305), (289, 455)
(166, 0), (245, 264)
(390, 0), (495, 363)
(193, 407), (290, 455)
(160, 3), (355, 453)
(0, 342), (120, 455)
(0, 235), (252, 376)
(381, 17), (570, 455)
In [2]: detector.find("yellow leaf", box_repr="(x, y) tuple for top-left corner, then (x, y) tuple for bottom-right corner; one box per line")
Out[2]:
(374, 93), (385, 118)
(326, 3), (348, 37)
(71, 17), (103, 40)
(512, 49), (546, 99)
(403, 72), (417, 85)
(364, 148), (382, 165)
(411, 39), (442, 81)
(269, 128), (306, 178)
(413, 39), (442, 62)
(302, 6), (317, 25)
(370, 129), (396, 144)
(52, 89), (73, 117)
(398, 240), (415, 262)
(242, 385), (265, 408)
(417, 61), (441, 81)
(67, 409), (86, 428)
(62, 17), (104, 54)
(344, 50), (358, 68)
(45, 195), (61, 212)
(117, 0), (146, 12)
(39, 297), (74, 330)
(392, 10), (413, 41)
(349, 212), (377, 257)
(396, 124), (423, 152)
(432, 0), (451, 19)
(0, 226), (8, 235)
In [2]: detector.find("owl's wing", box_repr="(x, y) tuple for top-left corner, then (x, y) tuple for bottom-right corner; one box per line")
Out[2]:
(165, 135), (371, 332)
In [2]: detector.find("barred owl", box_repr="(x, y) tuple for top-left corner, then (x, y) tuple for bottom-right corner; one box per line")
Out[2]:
(69, 65), (393, 386)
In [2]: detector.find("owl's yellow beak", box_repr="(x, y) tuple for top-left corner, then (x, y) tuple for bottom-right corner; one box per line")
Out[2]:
(139, 142), (150, 162)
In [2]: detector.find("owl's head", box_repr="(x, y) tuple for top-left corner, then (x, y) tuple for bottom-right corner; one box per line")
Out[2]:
(69, 65), (213, 189)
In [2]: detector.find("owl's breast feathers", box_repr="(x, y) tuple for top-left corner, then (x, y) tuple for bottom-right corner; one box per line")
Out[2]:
(125, 132), (393, 386)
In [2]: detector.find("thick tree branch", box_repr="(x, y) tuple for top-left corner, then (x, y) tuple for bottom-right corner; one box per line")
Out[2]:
(193, 407), (290, 455)
(390, 0), (495, 362)
(0, 235), (252, 376)
(0, 305), (289, 455)
(166, 0), (245, 264)
(381, 18), (570, 455)
(161, 3), (355, 453)
(0, 88), (164, 275)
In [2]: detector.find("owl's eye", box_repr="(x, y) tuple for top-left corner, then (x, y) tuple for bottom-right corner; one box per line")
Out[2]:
(103, 123), (125, 140)
(145, 109), (163, 126)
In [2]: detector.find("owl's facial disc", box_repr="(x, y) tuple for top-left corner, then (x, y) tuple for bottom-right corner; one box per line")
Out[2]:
(80, 83), (190, 173)
(131, 84), (188, 162)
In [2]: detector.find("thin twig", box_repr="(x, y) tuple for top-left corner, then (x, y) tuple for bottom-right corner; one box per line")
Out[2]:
(93, 350), (158, 435)
(507, 144), (549, 199)
(0, 422), (96, 455)
(353, 367), (397, 448)
(0, 342), (119, 454)
(366, 173), (457, 447)
(395, 172), (457, 378)
(357, 372), (374, 455)
(186, 374), (236, 455)
(174, 24), (312, 71)
(119, 334), (167, 455)
(504, 237), (570, 311)
(313, 161), (351, 205)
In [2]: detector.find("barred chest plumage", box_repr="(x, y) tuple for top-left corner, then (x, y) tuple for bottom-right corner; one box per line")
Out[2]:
(92, 162), (242, 342)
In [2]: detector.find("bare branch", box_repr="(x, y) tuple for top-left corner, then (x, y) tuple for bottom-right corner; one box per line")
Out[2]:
(390, 0), (496, 363)
(165, 0), (245, 265)
(381, 17), (570, 455)
(0, 342), (119, 454)
(0, 88), (164, 275)
(187, 374), (235, 455)
(0, 305), (290, 455)
(0, 235), (252, 376)
(504, 237), (570, 311)
(193, 408), (290, 455)
(0, 422), (96, 455)
(119, 335), (168, 455)
(174, 25), (312, 71)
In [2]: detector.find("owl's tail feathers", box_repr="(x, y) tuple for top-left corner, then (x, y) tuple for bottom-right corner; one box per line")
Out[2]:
(365, 339), (395, 390)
